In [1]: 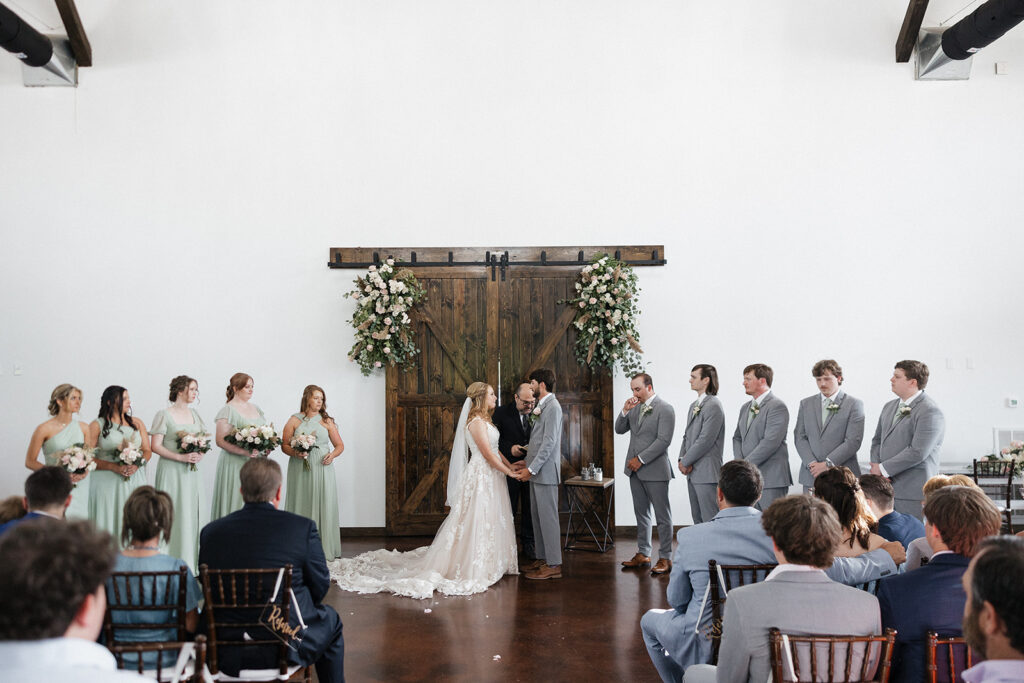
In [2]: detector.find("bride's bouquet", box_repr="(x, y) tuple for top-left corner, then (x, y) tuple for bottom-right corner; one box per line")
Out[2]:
(177, 430), (212, 472)
(227, 424), (281, 457)
(117, 440), (145, 478)
(290, 433), (318, 471)
(57, 444), (96, 487)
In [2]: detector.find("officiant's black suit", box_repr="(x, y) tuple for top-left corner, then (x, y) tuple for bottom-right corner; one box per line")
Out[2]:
(493, 402), (535, 556)
(199, 502), (345, 683)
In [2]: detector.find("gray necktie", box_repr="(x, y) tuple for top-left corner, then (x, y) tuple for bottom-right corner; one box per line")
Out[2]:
(821, 398), (830, 425)
(746, 404), (756, 428)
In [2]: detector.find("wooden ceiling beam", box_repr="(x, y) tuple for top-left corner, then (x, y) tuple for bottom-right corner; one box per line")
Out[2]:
(896, 0), (930, 63)
(53, 0), (91, 67)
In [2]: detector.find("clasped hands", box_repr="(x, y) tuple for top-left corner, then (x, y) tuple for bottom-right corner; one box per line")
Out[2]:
(510, 460), (532, 481)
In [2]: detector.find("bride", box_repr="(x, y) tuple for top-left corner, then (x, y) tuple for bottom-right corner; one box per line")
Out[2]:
(329, 381), (521, 599)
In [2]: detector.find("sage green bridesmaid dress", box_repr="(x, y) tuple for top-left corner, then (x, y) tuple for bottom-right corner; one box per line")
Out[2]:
(210, 404), (268, 521)
(152, 408), (207, 572)
(41, 421), (91, 521)
(88, 418), (147, 546)
(284, 413), (341, 559)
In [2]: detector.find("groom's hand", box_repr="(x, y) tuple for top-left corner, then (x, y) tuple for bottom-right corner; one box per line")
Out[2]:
(519, 467), (533, 481)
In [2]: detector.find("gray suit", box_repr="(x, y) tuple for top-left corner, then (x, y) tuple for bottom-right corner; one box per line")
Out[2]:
(683, 572), (881, 683)
(525, 393), (564, 567)
(732, 393), (792, 511)
(678, 396), (725, 524)
(641, 507), (776, 682)
(793, 391), (865, 489)
(869, 392), (944, 519)
(616, 395), (676, 558)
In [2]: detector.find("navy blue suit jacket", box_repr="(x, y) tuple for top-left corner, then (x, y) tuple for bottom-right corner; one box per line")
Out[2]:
(877, 553), (969, 683)
(198, 503), (341, 675)
(0, 511), (51, 537)
(876, 510), (926, 549)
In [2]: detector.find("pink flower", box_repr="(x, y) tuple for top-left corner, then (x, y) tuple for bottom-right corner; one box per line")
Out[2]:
(374, 361), (382, 367)
(578, 302), (585, 308)
(589, 297), (597, 304)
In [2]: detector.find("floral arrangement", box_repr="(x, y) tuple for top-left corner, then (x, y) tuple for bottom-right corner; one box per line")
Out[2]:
(117, 440), (145, 477)
(227, 425), (281, 456)
(344, 258), (426, 376)
(826, 401), (841, 413)
(58, 445), (96, 487)
(987, 441), (1024, 475)
(290, 433), (318, 471)
(177, 431), (212, 472)
(563, 253), (644, 378)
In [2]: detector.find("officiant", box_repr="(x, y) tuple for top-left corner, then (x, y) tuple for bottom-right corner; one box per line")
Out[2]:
(494, 382), (536, 559)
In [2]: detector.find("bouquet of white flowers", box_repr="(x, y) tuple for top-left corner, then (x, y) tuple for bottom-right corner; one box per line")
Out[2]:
(57, 444), (96, 487)
(290, 433), (318, 471)
(227, 424), (281, 456)
(117, 440), (145, 478)
(997, 440), (1024, 476)
(177, 431), (212, 471)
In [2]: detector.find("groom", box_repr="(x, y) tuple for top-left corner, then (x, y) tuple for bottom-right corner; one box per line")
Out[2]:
(515, 367), (564, 580)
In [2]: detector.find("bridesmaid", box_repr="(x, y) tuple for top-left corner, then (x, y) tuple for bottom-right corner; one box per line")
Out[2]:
(281, 385), (344, 560)
(25, 384), (94, 520)
(211, 372), (271, 520)
(88, 385), (151, 544)
(151, 375), (207, 572)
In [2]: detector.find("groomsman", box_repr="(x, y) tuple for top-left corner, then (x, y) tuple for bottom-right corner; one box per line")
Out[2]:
(617, 373), (676, 574)
(870, 360), (945, 520)
(493, 382), (535, 559)
(677, 364), (725, 525)
(733, 364), (792, 511)
(793, 360), (865, 492)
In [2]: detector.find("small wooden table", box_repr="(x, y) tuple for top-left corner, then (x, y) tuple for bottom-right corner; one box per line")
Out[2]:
(563, 476), (615, 553)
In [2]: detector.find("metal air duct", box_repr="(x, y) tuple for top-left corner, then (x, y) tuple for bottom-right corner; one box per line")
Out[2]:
(917, 0), (1024, 80)
(0, 1), (76, 86)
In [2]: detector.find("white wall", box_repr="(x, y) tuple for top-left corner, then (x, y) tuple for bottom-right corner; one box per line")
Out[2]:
(2, 1), (1023, 529)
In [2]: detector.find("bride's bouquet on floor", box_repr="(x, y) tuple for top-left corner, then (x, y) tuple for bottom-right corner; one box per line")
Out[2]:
(117, 440), (145, 478)
(228, 424), (281, 457)
(57, 444), (96, 487)
(290, 433), (317, 471)
(177, 431), (212, 472)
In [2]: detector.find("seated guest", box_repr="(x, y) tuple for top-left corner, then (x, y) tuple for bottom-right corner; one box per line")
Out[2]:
(906, 474), (981, 571)
(877, 485), (1002, 682)
(107, 486), (201, 668)
(0, 519), (148, 681)
(960, 536), (1024, 682)
(683, 495), (882, 683)
(0, 495), (27, 524)
(860, 473), (925, 549)
(199, 458), (344, 683)
(814, 466), (887, 557)
(641, 461), (777, 681)
(0, 466), (72, 536)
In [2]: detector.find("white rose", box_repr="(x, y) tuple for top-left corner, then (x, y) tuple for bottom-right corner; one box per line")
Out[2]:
(368, 265), (377, 271)
(384, 347), (391, 354)
(610, 337), (618, 344)
(367, 344), (374, 351)
(589, 297), (597, 304)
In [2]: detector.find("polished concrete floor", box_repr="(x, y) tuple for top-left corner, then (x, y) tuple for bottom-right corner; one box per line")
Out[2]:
(325, 532), (670, 682)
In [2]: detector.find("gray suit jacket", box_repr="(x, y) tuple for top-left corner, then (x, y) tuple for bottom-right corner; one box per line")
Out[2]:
(732, 393), (792, 489)
(525, 393), (563, 485)
(869, 393), (944, 502)
(715, 571), (881, 683)
(678, 395), (725, 485)
(615, 395), (676, 481)
(793, 391), (866, 488)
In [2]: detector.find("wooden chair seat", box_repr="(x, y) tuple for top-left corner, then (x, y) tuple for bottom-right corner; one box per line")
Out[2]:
(769, 626), (897, 682)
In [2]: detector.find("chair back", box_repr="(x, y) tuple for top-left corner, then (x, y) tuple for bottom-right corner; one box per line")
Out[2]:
(769, 626), (896, 682)
(972, 458), (1016, 534)
(198, 564), (295, 679)
(104, 565), (190, 675)
(707, 560), (777, 664)
(110, 635), (207, 682)
(926, 631), (974, 683)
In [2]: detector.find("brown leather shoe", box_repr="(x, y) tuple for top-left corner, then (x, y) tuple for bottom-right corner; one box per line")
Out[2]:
(521, 559), (545, 572)
(651, 558), (672, 575)
(621, 553), (652, 568)
(524, 564), (562, 580)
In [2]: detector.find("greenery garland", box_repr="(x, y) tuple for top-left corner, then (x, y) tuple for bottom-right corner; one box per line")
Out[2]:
(344, 259), (426, 376)
(563, 253), (644, 378)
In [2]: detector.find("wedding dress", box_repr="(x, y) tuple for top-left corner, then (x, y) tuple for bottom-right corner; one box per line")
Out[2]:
(328, 413), (519, 599)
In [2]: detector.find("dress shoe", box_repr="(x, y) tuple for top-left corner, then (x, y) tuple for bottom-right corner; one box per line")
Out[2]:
(521, 558), (545, 572)
(651, 558), (672, 575)
(524, 564), (562, 580)
(621, 553), (652, 568)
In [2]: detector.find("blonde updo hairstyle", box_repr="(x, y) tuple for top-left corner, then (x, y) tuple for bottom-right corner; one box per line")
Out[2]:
(225, 373), (253, 401)
(48, 384), (81, 416)
(169, 375), (197, 402)
(466, 382), (494, 423)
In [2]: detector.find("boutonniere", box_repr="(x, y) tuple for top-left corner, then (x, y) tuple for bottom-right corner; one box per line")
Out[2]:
(826, 401), (841, 413)
(641, 404), (654, 417)
(897, 404), (912, 417)
(529, 403), (543, 425)
(692, 404), (702, 417)
(749, 403), (760, 416)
